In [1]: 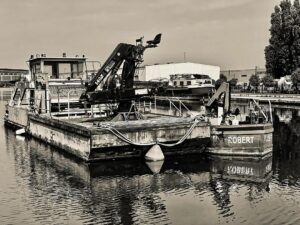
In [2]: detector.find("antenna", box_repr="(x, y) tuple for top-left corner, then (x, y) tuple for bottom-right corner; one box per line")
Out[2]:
(136, 36), (144, 46)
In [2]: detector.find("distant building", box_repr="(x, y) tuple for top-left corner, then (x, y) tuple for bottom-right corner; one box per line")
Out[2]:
(138, 62), (220, 81)
(0, 68), (29, 82)
(220, 68), (266, 85)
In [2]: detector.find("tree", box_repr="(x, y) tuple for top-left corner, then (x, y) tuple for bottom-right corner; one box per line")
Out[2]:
(265, 0), (300, 78)
(229, 78), (238, 87)
(249, 74), (260, 91)
(215, 74), (227, 89)
(291, 67), (300, 90)
(261, 74), (274, 87)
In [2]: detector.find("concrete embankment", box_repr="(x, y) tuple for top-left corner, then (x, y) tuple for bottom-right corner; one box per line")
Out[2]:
(231, 93), (300, 105)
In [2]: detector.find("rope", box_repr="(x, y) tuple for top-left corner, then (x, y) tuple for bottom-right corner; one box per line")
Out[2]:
(96, 117), (202, 147)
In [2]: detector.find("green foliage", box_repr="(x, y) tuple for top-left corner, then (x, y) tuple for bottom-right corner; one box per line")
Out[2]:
(265, 0), (300, 78)
(261, 75), (274, 87)
(291, 68), (300, 87)
(229, 78), (238, 87)
(249, 74), (260, 87)
(215, 74), (227, 89)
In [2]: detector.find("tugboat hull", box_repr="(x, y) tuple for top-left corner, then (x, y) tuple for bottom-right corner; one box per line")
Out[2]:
(207, 123), (273, 157)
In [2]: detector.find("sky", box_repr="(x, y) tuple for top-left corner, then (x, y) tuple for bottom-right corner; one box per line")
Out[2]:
(0, 0), (282, 70)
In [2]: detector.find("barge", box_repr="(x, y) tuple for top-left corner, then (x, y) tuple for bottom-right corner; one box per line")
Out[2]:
(28, 114), (210, 161)
(4, 34), (212, 161)
(4, 34), (274, 161)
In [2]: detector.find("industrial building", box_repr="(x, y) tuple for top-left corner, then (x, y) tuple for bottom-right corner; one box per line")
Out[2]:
(0, 68), (29, 83)
(137, 62), (220, 81)
(220, 68), (266, 84)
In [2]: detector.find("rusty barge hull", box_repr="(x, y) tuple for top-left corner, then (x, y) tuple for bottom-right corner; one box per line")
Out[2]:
(4, 105), (29, 129)
(28, 114), (211, 161)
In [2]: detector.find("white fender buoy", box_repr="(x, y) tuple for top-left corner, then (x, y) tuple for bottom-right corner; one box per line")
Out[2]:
(15, 128), (26, 135)
(145, 160), (164, 174)
(16, 135), (25, 141)
(145, 144), (164, 161)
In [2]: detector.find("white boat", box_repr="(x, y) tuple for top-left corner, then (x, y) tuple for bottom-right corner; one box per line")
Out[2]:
(166, 74), (215, 97)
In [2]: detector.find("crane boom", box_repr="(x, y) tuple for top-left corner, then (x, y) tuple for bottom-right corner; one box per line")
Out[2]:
(206, 82), (231, 114)
(80, 34), (162, 106)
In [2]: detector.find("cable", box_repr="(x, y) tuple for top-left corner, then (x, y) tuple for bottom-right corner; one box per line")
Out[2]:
(96, 118), (201, 147)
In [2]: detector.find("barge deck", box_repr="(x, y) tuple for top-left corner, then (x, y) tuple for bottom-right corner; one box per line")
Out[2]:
(28, 114), (211, 161)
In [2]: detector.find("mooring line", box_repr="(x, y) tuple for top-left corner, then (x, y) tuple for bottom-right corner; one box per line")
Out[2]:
(96, 118), (201, 147)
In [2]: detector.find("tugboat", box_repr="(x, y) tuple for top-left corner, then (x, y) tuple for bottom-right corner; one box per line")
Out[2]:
(205, 82), (274, 157)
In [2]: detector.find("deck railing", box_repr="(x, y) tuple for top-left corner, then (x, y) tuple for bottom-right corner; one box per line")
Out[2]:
(136, 96), (191, 117)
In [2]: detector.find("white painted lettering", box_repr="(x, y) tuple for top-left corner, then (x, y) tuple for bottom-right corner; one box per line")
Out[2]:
(227, 165), (255, 176)
(246, 137), (250, 143)
(227, 166), (232, 173)
(250, 168), (254, 176)
(231, 166), (236, 174)
(227, 136), (254, 144)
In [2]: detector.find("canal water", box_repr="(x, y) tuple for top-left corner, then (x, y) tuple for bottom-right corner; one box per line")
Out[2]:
(0, 100), (300, 225)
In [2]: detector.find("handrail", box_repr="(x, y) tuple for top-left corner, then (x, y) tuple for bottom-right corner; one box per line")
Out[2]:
(169, 100), (182, 116)
(136, 96), (191, 117)
(268, 100), (273, 123)
(252, 99), (268, 121)
(172, 96), (190, 112)
(67, 89), (85, 119)
(153, 96), (191, 117)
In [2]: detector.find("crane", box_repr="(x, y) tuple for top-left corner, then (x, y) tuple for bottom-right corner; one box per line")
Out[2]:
(206, 82), (231, 114)
(80, 34), (162, 112)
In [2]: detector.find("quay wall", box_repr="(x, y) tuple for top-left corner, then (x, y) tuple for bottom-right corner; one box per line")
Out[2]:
(231, 93), (300, 104)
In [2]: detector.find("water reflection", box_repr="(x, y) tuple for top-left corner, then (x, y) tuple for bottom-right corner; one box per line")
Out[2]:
(3, 125), (276, 225)
(2, 100), (300, 224)
(273, 108), (300, 159)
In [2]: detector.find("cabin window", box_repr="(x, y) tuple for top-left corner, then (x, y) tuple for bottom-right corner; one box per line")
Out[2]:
(44, 65), (53, 78)
(187, 81), (191, 85)
(72, 63), (78, 78)
(58, 63), (71, 79)
(204, 80), (211, 84)
(35, 64), (41, 73)
(180, 81), (184, 86)
(72, 63), (84, 79)
(241, 74), (247, 77)
(173, 81), (177, 86)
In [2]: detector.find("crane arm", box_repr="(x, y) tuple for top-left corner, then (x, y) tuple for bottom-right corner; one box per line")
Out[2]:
(80, 34), (161, 105)
(206, 82), (231, 113)
(85, 43), (136, 93)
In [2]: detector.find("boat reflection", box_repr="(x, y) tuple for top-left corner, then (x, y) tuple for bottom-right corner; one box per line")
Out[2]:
(6, 128), (274, 224)
(209, 155), (273, 183)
